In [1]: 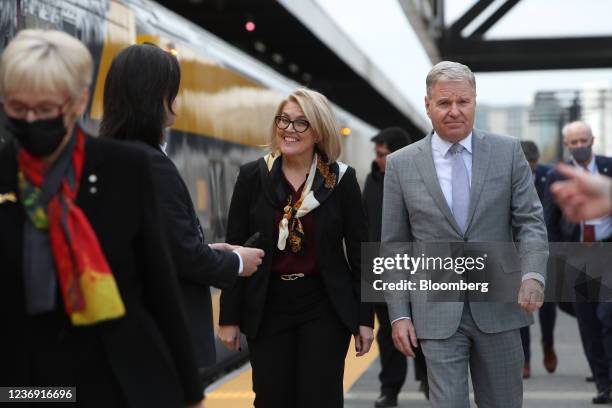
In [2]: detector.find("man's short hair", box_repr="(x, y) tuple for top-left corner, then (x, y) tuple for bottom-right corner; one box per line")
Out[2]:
(520, 140), (540, 162)
(371, 127), (412, 152)
(426, 61), (476, 97)
(561, 121), (593, 141)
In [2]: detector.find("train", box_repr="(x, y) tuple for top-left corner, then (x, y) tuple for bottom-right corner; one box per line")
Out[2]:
(0, 0), (379, 384)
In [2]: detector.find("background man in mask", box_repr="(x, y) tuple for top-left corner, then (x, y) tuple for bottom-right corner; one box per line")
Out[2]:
(543, 120), (612, 404)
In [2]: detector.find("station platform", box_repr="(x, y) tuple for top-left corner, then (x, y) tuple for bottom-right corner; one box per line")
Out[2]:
(206, 308), (597, 407)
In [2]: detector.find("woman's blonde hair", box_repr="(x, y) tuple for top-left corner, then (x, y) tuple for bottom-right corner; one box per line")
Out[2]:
(0, 29), (93, 99)
(269, 88), (341, 163)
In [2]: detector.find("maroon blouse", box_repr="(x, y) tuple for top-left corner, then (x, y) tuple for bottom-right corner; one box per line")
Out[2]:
(270, 176), (320, 276)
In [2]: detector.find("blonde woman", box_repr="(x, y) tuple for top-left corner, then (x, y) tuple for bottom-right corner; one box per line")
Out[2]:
(219, 88), (374, 408)
(0, 30), (203, 407)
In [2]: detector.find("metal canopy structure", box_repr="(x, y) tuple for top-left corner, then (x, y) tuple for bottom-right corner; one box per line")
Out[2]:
(400, 0), (612, 72)
(155, 0), (428, 136)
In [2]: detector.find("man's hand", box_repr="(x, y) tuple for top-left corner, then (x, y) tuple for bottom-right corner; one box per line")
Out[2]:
(234, 247), (264, 277)
(391, 318), (418, 357)
(218, 325), (241, 351)
(551, 163), (612, 222)
(208, 242), (239, 252)
(518, 278), (544, 313)
(354, 326), (374, 357)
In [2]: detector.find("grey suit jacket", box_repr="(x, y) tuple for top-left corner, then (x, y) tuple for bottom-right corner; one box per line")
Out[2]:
(381, 129), (548, 339)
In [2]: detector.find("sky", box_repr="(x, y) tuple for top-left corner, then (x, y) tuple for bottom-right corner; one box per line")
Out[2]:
(314, 0), (612, 117)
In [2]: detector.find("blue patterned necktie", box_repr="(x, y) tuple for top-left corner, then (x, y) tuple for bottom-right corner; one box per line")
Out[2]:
(449, 143), (470, 233)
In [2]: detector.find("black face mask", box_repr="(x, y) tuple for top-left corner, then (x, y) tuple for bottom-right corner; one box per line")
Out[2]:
(6, 115), (67, 157)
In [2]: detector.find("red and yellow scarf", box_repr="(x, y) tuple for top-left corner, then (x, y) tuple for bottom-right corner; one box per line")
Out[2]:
(18, 129), (125, 325)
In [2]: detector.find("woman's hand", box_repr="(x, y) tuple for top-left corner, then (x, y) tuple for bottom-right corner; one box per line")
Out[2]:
(354, 325), (374, 357)
(218, 325), (241, 351)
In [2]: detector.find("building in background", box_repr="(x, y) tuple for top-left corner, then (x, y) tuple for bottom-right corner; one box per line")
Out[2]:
(476, 105), (529, 140)
(580, 87), (612, 157)
(477, 86), (612, 165)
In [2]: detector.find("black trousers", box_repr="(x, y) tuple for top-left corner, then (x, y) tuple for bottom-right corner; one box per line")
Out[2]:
(248, 276), (351, 408)
(575, 302), (612, 392)
(374, 303), (427, 396)
(519, 301), (557, 362)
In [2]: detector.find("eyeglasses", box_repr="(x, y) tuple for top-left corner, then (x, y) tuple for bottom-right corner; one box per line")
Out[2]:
(274, 115), (310, 133)
(1, 98), (69, 120)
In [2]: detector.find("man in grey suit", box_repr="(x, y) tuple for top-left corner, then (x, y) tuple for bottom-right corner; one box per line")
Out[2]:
(381, 61), (548, 407)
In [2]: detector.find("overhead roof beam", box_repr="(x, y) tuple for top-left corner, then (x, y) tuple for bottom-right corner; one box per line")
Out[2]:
(398, 0), (443, 64)
(401, 0), (612, 71)
(443, 36), (612, 71)
(449, 0), (495, 36)
(469, 0), (521, 38)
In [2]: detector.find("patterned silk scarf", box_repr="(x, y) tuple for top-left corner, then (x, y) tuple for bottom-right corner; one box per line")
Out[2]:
(18, 128), (125, 325)
(264, 152), (348, 253)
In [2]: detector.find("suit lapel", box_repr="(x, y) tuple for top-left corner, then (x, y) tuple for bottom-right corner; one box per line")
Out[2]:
(0, 142), (25, 244)
(414, 133), (463, 235)
(0, 141), (18, 194)
(596, 156), (611, 177)
(464, 130), (490, 235)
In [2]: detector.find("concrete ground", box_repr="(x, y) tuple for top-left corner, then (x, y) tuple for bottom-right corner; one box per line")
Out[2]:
(345, 309), (597, 408)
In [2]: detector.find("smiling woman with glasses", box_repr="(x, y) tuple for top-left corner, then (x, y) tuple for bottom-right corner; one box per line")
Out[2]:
(219, 88), (374, 408)
(0, 30), (204, 408)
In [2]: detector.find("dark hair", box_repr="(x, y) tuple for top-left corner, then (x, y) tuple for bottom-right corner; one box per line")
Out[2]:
(371, 127), (412, 153)
(100, 43), (180, 147)
(520, 140), (540, 161)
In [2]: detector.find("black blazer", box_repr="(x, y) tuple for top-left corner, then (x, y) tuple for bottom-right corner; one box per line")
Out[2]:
(362, 161), (384, 241)
(136, 142), (239, 368)
(219, 158), (374, 338)
(543, 155), (612, 242)
(0, 136), (202, 406)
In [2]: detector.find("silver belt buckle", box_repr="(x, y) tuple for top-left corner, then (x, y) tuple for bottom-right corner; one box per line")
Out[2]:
(280, 273), (305, 281)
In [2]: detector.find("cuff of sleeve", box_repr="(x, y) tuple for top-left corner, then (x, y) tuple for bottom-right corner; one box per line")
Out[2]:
(522, 272), (545, 288)
(391, 316), (411, 325)
(233, 251), (244, 275)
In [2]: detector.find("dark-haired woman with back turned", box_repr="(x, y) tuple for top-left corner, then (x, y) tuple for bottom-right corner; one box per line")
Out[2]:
(100, 43), (264, 372)
(218, 88), (374, 408)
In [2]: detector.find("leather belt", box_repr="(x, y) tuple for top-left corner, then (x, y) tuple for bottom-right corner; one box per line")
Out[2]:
(280, 273), (305, 281)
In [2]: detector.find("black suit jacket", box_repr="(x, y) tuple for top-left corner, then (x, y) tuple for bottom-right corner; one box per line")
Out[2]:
(362, 161), (384, 242)
(0, 136), (202, 406)
(135, 142), (239, 368)
(543, 155), (612, 242)
(219, 158), (374, 338)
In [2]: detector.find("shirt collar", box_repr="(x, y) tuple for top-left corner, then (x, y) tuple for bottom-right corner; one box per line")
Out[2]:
(432, 131), (473, 157)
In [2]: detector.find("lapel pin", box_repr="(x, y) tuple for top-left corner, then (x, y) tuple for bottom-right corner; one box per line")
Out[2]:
(0, 192), (17, 204)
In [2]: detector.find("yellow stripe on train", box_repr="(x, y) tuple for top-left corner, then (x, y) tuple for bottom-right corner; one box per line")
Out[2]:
(89, 2), (281, 147)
